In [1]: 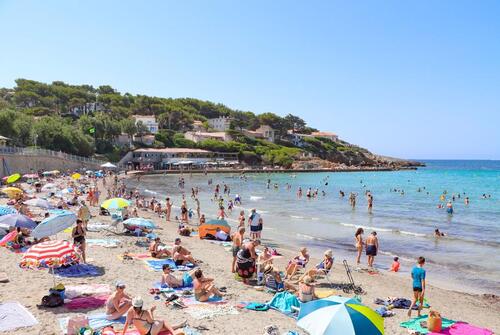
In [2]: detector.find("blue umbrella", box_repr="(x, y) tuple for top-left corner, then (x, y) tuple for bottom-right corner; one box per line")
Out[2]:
(0, 205), (17, 216)
(297, 296), (384, 335)
(31, 210), (77, 238)
(122, 218), (156, 229)
(0, 214), (37, 229)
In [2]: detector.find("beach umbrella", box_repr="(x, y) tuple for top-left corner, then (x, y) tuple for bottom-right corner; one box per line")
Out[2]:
(0, 213), (37, 229)
(6, 173), (21, 184)
(31, 211), (77, 239)
(122, 217), (156, 229)
(0, 205), (17, 216)
(101, 162), (117, 168)
(101, 198), (130, 210)
(297, 296), (384, 335)
(1, 187), (23, 198)
(25, 198), (53, 209)
(41, 183), (57, 192)
(71, 173), (81, 180)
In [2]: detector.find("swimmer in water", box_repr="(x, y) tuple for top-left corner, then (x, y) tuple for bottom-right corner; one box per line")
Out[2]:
(446, 201), (453, 215)
(434, 229), (445, 237)
(465, 197), (469, 205)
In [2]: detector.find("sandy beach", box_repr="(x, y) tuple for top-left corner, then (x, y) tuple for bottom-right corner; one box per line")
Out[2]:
(1, 175), (499, 335)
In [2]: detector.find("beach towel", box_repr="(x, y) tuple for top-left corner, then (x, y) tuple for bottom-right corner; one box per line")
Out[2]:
(86, 223), (111, 232)
(153, 281), (193, 294)
(315, 289), (338, 299)
(429, 322), (494, 335)
(400, 315), (456, 334)
(181, 295), (226, 305)
(268, 292), (300, 316)
(118, 252), (151, 260)
(65, 295), (109, 310)
(65, 284), (111, 299)
(59, 314), (126, 334)
(145, 259), (178, 271)
(0, 230), (16, 246)
(0, 301), (39, 331)
(87, 239), (120, 248)
(183, 304), (239, 319)
(53, 264), (103, 277)
(245, 302), (270, 311)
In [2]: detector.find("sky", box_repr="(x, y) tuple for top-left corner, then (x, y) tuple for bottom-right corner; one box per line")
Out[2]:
(0, 0), (499, 160)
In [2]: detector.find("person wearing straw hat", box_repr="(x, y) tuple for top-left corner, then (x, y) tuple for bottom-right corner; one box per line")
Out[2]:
(122, 297), (186, 335)
(263, 264), (295, 292)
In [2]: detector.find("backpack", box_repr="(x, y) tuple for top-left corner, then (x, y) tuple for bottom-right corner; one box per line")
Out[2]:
(41, 292), (64, 308)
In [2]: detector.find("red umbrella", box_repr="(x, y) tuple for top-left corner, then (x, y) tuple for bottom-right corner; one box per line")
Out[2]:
(20, 240), (81, 269)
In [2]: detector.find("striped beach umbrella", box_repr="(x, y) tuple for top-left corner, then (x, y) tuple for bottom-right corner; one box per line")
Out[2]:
(123, 217), (156, 229)
(31, 211), (77, 239)
(0, 205), (17, 216)
(1, 187), (23, 198)
(20, 240), (81, 269)
(297, 296), (384, 335)
(0, 213), (37, 229)
(101, 198), (130, 210)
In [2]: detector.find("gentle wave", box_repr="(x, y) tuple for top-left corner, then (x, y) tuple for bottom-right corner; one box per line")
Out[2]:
(250, 196), (264, 201)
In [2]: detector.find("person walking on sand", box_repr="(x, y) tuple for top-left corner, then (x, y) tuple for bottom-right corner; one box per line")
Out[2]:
(231, 227), (245, 273)
(354, 228), (364, 265)
(365, 231), (378, 268)
(165, 198), (172, 222)
(408, 257), (426, 317)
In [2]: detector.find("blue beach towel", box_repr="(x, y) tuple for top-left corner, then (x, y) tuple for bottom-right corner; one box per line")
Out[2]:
(145, 259), (194, 272)
(58, 313), (125, 334)
(268, 291), (300, 316)
(53, 264), (103, 277)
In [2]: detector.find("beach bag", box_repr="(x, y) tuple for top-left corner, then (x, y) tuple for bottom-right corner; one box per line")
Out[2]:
(428, 310), (442, 332)
(41, 292), (64, 308)
(67, 315), (89, 335)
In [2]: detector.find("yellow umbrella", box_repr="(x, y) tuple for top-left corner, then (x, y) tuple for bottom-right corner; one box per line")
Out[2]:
(71, 173), (81, 180)
(101, 198), (131, 210)
(1, 187), (23, 199)
(6, 173), (21, 184)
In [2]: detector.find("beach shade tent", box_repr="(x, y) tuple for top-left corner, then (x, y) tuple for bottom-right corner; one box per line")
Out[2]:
(0, 213), (37, 229)
(122, 217), (156, 230)
(1, 187), (23, 199)
(71, 173), (81, 180)
(25, 198), (53, 209)
(101, 198), (131, 210)
(297, 296), (384, 335)
(20, 240), (81, 285)
(0, 205), (17, 216)
(5, 173), (21, 184)
(198, 219), (231, 239)
(31, 210), (77, 239)
(101, 162), (117, 168)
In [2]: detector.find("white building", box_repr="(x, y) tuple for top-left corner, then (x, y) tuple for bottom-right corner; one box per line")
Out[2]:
(132, 115), (159, 134)
(243, 125), (276, 143)
(184, 131), (232, 143)
(207, 116), (231, 131)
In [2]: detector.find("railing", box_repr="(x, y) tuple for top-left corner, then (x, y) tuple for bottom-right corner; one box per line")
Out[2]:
(0, 146), (106, 166)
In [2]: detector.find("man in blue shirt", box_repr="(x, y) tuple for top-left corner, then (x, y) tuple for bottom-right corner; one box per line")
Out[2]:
(408, 256), (426, 317)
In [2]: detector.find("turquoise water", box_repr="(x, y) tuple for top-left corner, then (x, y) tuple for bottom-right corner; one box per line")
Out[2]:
(126, 160), (500, 294)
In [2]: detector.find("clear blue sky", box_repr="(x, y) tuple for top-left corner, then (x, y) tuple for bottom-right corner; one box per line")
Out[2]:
(1, 0), (499, 159)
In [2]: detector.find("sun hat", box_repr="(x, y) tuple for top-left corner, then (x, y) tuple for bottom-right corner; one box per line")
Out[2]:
(132, 297), (143, 308)
(324, 249), (333, 257)
(115, 280), (126, 288)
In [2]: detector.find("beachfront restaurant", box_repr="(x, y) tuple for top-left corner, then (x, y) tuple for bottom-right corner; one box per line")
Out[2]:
(129, 148), (239, 170)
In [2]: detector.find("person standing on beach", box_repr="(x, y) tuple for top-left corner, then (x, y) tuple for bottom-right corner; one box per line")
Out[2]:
(238, 210), (245, 228)
(354, 228), (364, 265)
(231, 227), (245, 273)
(248, 209), (261, 240)
(195, 198), (201, 218)
(72, 219), (87, 263)
(408, 257), (426, 317)
(165, 198), (172, 222)
(365, 231), (378, 268)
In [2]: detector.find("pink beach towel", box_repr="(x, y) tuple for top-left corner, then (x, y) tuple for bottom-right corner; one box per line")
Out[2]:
(429, 322), (494, 335)
(0, 231), (16, 246)
(65, 295), (109, 310)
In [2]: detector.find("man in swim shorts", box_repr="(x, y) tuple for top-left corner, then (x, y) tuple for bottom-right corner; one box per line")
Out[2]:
(365, 231), (378, 268)
(231, 227), (245, 273)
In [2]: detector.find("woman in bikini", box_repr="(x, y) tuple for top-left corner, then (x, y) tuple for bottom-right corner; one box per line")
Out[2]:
(72, 219), (87, 263)
(355, 228), (364, 265)
(106, 281), (131, 320)
(298, 275), (317, 302)
(122, 297), (185, 335)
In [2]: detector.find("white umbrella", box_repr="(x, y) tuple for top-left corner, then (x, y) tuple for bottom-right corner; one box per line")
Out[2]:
(25, 198), (53, 209)
(31, 211), (77, 238)
(41, 183), (57, 192)
(101, 162), (117, 168)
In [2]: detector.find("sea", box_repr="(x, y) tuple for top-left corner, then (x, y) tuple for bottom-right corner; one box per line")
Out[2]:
(125, 160), (500, 295)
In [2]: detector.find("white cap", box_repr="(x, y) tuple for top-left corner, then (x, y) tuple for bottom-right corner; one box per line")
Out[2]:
(132, 297), (143, 308)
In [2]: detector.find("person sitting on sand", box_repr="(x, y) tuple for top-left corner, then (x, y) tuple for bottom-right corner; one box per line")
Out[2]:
(236, 239), (260, 284)
(149, 237), (170, 258)
(297, 275), (317, 302)
(122, 297), (185, 335)
(390, 257), (400, 272)
(298, 249), (334, 281)
(177, 223), (192, 237)
(172, 240), (196, 266)
(106, 281), (132, 320)
(161, 264), (195, 288)
(193, 269), (224, 302)
(285, 247), (310, 279)
(263, 264), (294, 292)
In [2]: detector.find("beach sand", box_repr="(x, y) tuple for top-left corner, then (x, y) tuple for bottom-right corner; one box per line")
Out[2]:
(1, 178), (499, 335)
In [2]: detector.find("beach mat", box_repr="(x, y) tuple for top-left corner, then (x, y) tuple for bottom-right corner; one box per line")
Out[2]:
(87, 239), (120, 248)
(315, 288), (340, 299)
(0, 301), (39, 332)
(183, 304), (238, 319)
(65, 284), (111, 299)
(65, 295), (109, 310)
(59, 313), (125, 334)
(400, 315), (456, 334)
(53, 264), (103, 277)
(118, 253), (152, 260)
(428, 322), (493, 335)
(181, 295), (226, 305)
(145, 259), (194, 272)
